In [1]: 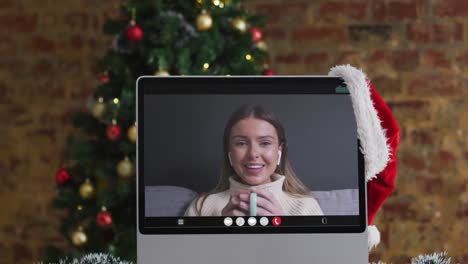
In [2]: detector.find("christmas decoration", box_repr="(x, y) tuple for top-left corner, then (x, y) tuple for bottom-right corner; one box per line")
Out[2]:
(411, 252), (451, 264)
(98, 72), (109, 83)
(71, 227), (87, 247)
(96, 207), (113, 228)
(106, 119), (121, 141)
(56, 167), (70, 185)
(117, 157), (134, 179)
(91, 97), (106, 119)
(154, 69), (170, 76)
(79, 179), (94, 200)
(231, 17), (247, 32)
(329, 65), (400, 250)
(56, 251), (452, 264)
(55, 253), (132, 264)
(125, 9), (143, 42)
(48, 1), (271, 262)
(127, 123), (137, 143)
(255, 41), (267, 51)
(196, 10), (213, 31)
(249, 26), (262, 43)
(262, 69), (275, 75)
(125, 23), (143, 42)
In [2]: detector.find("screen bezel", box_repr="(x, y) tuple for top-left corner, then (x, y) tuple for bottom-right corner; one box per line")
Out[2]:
(137, 76), (367, 235)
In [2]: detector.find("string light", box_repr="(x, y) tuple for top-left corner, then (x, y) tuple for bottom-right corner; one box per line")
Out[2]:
(245, 54), (252, 61)
(113, 98), (119, 104)
(219, 3), (224, 8)
(98, 97), (104, 103)
(203, 63), (210, 71)
(77, 205), (83, 211)
(213, 0), (220, 6)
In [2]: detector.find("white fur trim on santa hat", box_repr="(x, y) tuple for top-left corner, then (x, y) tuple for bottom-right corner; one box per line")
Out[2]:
(367, 225), (381, 250)
(328, 65), (390, 181)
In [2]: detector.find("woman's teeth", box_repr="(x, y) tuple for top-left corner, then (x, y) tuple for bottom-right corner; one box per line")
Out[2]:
(246, 165), (264, 169)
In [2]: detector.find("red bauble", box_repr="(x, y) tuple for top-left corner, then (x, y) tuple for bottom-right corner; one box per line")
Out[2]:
(98, 73), (109, 83)
(96, 210), (113, 228)
(125, 23), (143, 42)
(106, 124), (121, 141)
(262, 69), (276, 76)
(56, 167), (70, 185)
(250, 27), (262, 43)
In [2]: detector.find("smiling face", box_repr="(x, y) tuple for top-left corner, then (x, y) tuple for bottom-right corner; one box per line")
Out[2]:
(228, 117), (282, 186)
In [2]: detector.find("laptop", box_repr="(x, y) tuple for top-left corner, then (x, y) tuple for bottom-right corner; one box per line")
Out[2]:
(137, 76), (368, 263)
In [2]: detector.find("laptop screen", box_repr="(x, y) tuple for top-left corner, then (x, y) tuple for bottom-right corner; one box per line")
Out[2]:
(137, 76), (366, 234)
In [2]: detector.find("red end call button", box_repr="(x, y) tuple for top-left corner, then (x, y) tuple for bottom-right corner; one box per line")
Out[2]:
(272, 216), (282, 226)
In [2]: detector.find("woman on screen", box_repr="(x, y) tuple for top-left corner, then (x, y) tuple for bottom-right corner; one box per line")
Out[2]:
(184, 105), (323, 216)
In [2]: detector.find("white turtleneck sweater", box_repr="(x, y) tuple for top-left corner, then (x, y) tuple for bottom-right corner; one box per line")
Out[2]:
(184, 174), (323, 216)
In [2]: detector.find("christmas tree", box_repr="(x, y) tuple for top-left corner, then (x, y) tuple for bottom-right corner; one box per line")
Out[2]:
(46, 0), (271, 262)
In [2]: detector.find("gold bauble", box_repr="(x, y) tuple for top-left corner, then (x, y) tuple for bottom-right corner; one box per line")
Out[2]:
(71, 227), (87, 246)
(79, 179), (94, 199)
(196, 11), (213, 31)
(256, 41), (268, 51)
(117, 157), (134, 178)
(154, 69), (170, 76)
(91, 98), (106, 119)
(231, 18), (247, 32)
(127, 123), (137, 143)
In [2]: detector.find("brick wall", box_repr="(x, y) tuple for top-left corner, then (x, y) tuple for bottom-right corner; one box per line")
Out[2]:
(1, 0), (467, 263)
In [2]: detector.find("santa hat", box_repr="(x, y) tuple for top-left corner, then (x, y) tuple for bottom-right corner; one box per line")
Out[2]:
(328, 65), (400, 250)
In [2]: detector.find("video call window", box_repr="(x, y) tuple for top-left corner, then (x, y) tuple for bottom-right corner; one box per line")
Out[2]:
(138, 78), (366, 234)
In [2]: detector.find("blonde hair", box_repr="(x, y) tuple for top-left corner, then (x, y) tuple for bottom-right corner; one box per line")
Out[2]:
(194, 105), (310, 215)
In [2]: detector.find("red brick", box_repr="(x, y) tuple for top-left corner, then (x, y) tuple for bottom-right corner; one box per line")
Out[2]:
(253, 3), (307, 24)
(415, 175), (443, 193)
(31, 35), (55, 53)
(0, 36), (15, 54)
(455, 50), (468, 67)
(371, 76), (402, 95)
(32, 60), (54, 75)
(387, 100), (431, 122)
(304, 52), (329, 64)
(368, 50), (389, 64)
(0, 0), (16, 9)
(13, 243), (33, 263)
(435, 0), (468, 17)
(63, 12), (100, 31)
(457, 203), (468, 218)
(292, 26), (347, 43)
(372, 0), (423, 21)
(262, 28), (286, 40)
(392, 50), (420, 71)
(334, 50), (362, 65)
(407, 22), (463, 43)
(274, 53), (301, 64)
(423, 49), (451, 69)
(408, 75), (461, 96)
(410, 129), (434, 145)
(402, 155), (426, 171)
(382, 197), (418, 220)
(0, 14), (38, 33)
(455, 22), (464, 41)
(428, 150), (456, 173)
(70, 34), (85, 50)
(318, 1), (367, 22)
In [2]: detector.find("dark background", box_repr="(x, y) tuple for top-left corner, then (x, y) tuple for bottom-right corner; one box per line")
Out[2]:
(143, 93), (358, 192)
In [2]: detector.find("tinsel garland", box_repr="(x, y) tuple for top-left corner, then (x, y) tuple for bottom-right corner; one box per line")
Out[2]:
(50, 252), (451, 264)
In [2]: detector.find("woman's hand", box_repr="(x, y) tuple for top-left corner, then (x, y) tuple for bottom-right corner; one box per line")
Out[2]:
(221, 192), (248, 216)
(237, 189), (284, 216)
